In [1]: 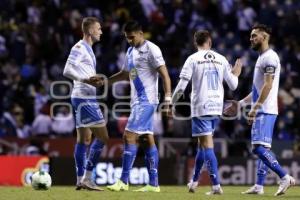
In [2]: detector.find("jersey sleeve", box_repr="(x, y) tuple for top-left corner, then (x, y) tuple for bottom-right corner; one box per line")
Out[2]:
(122, 55), (129, 72)
(262, 56), (278, 75)
(63, 46), (84, 81)
(122, 48), (131, 72)
(223, 59), (238, 90)
(149, 45), (165, 68)
(67, 46), (83, 67)
(179, 56), (193, 81)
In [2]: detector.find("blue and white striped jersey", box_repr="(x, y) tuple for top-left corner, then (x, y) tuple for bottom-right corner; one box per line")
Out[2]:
(123, 40), (165, 106)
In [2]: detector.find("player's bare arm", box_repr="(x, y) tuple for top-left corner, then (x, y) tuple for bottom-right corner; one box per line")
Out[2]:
(171, 79), (189, 104)
(157, 65), (172, 116)
(247, 74), (273, 124)
(157, 65), (172, 100)
(108, 70), (129, 86)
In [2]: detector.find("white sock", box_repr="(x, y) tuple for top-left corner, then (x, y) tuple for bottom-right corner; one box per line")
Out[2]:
(212, 184), (221, 190)
(281, 174), (289, 180)
(83, 170), (92, 180)
(255, 184), (263, 190)
(77, 176), (83, 185)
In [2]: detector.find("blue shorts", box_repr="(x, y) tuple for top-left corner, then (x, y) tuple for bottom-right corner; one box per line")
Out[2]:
(125, 103), (157, 135)
(251, 113), (277, 148)
(192, 116), (219, 137)
(71, 98), (105, 128)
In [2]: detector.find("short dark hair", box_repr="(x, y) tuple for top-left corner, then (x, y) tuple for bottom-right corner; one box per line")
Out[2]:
(194, 30), (211, 46)
(123, 20), (142, 33)
(252, 23), (272, 35)
(82, 17), (100, 34)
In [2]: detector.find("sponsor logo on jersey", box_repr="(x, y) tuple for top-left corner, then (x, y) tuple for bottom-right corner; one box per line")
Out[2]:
(130, 68), (138, 80)
(204, 52), (216, 60)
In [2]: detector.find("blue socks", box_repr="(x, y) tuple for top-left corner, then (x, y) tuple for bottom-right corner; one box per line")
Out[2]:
(75, 139), (105, 180)
(120, 144), (137, 184)
(74, 143), (87, 177)
(86, 139), (104, 171)
(204, 148), (220, 185)
(253, 146), (286, 178)
(256, 159), (269, 185)
(192, 148), (205, 182)
(145, 146), (159, 186)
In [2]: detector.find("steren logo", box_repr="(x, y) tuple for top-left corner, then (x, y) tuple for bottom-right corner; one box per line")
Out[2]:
(95, 162), (149, 184)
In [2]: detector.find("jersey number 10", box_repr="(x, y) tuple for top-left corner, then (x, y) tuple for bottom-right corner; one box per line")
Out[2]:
(205, 70), (219, 90)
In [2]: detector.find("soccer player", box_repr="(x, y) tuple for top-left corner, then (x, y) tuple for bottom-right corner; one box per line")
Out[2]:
(105, 20), (171, 192)
(63, 17), (109, 191)
(225, 24), (295, 196)
(171, 30), (242, 195)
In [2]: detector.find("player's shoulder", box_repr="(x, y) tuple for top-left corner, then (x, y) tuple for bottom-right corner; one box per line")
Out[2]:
(185, 52), (199, 63)
(70, 41), (83, 52)
(145, 40), (161, 52)
(209, 50), (227, 60)
(260, 49), (280, 64)
(262, 49), (279, 58)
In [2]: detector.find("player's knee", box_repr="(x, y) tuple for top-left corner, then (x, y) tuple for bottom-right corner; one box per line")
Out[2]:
(83, 140), (91, 146)
(123, 134), (136, 144)
(199, 135), (213, 148)
(100, 135), (109, 144)
(77, 137), (91, 146)
(252, 145), (264, 155)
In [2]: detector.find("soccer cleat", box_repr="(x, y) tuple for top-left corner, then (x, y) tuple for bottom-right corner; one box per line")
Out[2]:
(274, 175), (296, 196)
(187, 180), (198, 193)
(81, 178), (104, 191)
(75, 183), (83, 190)
(133, 184), (160, 192)
(107, 179), (129, 192)
(205, 185), (223, 195)
(241, 185), (264, 195)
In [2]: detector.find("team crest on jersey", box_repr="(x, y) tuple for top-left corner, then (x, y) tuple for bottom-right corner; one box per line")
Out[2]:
(204, 52), (215, 60)
(130, 68), (138, 80)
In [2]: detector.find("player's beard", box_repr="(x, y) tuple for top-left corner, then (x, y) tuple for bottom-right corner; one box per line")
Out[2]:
(251, 42), (261, 51)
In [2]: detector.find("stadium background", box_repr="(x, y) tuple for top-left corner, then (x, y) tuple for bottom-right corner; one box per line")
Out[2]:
(0, 0), (299, 187)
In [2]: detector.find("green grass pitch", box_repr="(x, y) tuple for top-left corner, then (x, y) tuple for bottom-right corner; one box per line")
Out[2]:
(1, 186), (299, 200)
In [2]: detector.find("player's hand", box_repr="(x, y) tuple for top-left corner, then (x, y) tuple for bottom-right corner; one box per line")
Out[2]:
(165, 103), (173, 118)
(232, 58), (242, 77)
(89, 75), (106, 87)
(161, 99), (173, 118)
(247, 108), (257, 125)
(223, 100), (239, 117)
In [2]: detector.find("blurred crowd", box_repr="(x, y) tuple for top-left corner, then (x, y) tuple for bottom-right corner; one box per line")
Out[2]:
(0, 0), (299, 146)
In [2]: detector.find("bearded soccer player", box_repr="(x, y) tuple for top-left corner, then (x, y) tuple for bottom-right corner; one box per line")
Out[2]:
(225, 24), (295, 196)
